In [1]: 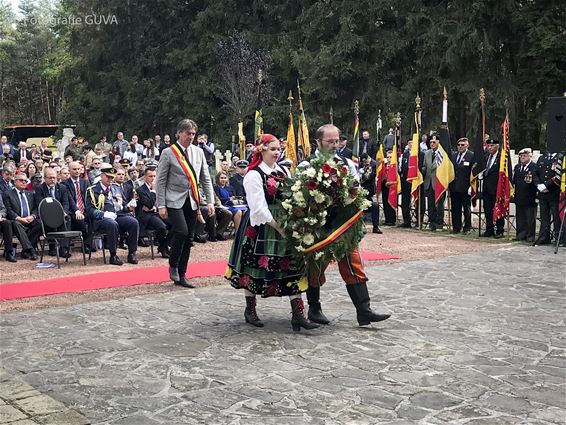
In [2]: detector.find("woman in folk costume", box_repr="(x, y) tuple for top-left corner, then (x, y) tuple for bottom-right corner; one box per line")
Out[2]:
(225, 134), (319, 332)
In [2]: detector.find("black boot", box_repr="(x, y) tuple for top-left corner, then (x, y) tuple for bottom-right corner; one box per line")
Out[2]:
(290, 298), (320, 332)
(244, 296), (264, 327)
(346, 282), (391, 326)
(306, 286), (330, 325)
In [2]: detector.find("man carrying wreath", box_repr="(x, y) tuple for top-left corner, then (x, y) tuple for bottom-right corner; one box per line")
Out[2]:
(299, 124), (391, 326)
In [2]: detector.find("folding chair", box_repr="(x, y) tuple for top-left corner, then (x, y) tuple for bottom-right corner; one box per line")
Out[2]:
(38, 198), (86, 268)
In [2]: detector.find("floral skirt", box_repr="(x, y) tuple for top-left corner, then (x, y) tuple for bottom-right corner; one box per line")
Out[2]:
(225, 205), (307, 297)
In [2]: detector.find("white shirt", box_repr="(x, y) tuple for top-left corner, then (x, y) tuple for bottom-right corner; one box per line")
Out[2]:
(244, 162), (288, 227)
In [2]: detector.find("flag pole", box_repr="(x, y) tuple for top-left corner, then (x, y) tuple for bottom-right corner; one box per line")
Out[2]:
(504, 104), (512, 240)
(395, 112), (401, 224)
(330, 106), (334, 125)
(443, 86), (452, 232)
(478, 88), (485, 236)
(415, 94), (422, 230)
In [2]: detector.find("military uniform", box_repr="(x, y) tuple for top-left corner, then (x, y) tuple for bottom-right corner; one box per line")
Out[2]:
(512, 156), (539, 242)
(85, 175), (139, 263)
(535, 152), (564, 244)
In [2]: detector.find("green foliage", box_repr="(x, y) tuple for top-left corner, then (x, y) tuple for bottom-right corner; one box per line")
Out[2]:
(1, 0), (564, 151)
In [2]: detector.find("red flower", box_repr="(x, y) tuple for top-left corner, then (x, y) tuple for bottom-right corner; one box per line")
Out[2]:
(306, 179), (318, 190)
(279, 257), (290, 271)
(266, 177), (278, 195)
(321, 163), (332, 174)
(245, 226), (258, 239)
(337, 177), (343, 185)
(258, 256), (269, 269)
(266, 282), (278, 296)
(239, 274), (251, 287)
(341, 166), (348, 174)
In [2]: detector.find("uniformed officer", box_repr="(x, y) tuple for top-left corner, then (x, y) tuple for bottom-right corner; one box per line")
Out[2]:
(512, 148), (539, 242)
(535, 150), (564, 244)
(85, 164), (139, 265)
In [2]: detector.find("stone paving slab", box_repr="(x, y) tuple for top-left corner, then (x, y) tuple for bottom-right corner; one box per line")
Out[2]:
(0, 245), (565, 425)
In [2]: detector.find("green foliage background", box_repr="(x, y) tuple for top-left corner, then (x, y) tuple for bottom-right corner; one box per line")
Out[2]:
(1, 0), (564, 149)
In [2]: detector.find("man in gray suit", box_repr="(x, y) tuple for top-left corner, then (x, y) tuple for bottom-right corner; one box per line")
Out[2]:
(156, 119), (215, 288)
(422, 134), (446, 231)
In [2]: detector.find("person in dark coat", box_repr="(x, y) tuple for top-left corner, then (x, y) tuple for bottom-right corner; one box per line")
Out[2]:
(481, 139), (504, 237)
(336, 134), (353, 160)
(359, 153), (381, 233)
(229, 160), (248, 198)
(535, 150), (564, 244)
(0, 195), (16, 262)
(449, 137), (475, 233)
(512, 148), (539, 242)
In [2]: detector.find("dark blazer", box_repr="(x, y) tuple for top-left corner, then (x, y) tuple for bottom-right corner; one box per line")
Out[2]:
(449, 150), (475, 193)
(14, 148), (31, 164)
(482, 152), (500, 196)
(0, 178), (13, 195)
(122, 180), (135, 203)
(3, 188), (37, 219)
(535, 153), (563, 198)
(63, 177), (89, 214)
(85, 182), (126, 220)
(360, 139), (378, 159)
(34, 182), (71, 214)
(513, 162), (539, 206)
(337, 146), (353, 160)
(359, 159), (377, 198)
(135, 183), (158, 222)
(229, 174), (245, 198)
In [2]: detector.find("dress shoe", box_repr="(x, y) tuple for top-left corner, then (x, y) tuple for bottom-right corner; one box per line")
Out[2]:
(5, 253), (17, 263)
(372, 227), (383, 234)
(194, 235), (207, 243)
(119, 242), (128, 250)
(109, 255), (124, 265)
(216, 234), (226, 241)
(84, 246), (91, 254)
(208, 236), (217, 242)
(20, 250), (30, 259)
(169, 266), (180, 282)
(127, 253), (139, 264)
(174, 276), (196, 288)
(59, 248), (71, 258)
(481, 231), (494, 237)
(28, 250), (38, 261)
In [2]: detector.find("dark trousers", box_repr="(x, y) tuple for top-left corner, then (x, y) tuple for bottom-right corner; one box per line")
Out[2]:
(539, 195), (561, 243)
(400, 179), (412, 225)
(139, 213), (169, 247)
(12, 219), (42, 251)
(1, 219), (14, 254)
(210, 207), (232, 237)
(483, 192), (504, 235)
(168, 198), (197, 277)
(381, 185), (397, 224)
(425, 188), (446, 228)
(70, 216), (90, 247)
(92, 215), (139, 255)
(450, 191), (472, 232)
(515, 204), (537, 241)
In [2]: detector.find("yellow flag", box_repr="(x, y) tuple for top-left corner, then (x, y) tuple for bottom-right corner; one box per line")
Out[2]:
(286, 110), (298, 174)
(238, 122), (245, 157)
(297, 98), (311, 158)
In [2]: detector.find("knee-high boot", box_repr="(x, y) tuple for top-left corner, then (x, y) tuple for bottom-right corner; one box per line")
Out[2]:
(346, 282), (391, 326)
(306, 286), (330, 325)
(290, 298), (319, 332)
(244, 296), (264, 327)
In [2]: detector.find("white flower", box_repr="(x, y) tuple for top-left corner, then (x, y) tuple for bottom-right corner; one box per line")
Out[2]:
(292, 182), (301, 192)
(293, 191), (304, 202)
(314, 252), (324, 260)
(281, 200), (292, 211)
(322, 180), (331, 187)
(302, 233), (314, 245)
(292, 231), (301, 239)
(296, 245), (305, 252)
(306, 168), (316, 178)
(313, 191), (325, 204)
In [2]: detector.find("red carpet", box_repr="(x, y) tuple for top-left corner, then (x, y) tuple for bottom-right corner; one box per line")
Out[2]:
(0, 251), (397, 301)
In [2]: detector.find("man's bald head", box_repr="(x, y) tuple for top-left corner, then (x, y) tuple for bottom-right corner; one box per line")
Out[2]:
(315, 124), (340, 154)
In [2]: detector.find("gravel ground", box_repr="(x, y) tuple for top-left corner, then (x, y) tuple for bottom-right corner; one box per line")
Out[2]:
(0, 226), (506, 313)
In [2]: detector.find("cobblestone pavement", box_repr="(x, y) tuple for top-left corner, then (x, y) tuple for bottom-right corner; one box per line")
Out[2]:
(1, 245), (565, 425)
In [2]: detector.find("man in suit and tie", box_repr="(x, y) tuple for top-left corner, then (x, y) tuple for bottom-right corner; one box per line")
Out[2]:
(0, 164), (15, 195)
(513, 148), (539, 242)
(336, 134), (353, 160)
(482, 139), (504, 237)
(449, 137), (475, 234)
(3, 172), (41, 260)
(0, 195), (17, 262)
(422, 134), (446, 231)
(34, 167), (72, 257)
(63, 161), (91, 252)
(136, 167), (170, 258)
(14, 141), (30, 164)
(156, 119), (215, 288)
(85, 164), (139, 265)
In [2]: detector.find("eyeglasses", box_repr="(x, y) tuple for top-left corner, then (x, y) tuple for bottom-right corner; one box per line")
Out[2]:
(15, 178), (28, 182)
(321, 139), (340, 145)
(457, 143), (466, 147)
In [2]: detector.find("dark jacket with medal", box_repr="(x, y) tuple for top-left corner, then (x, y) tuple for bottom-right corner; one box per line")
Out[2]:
(512, 161), (538, 207)
(535, 152), (563, 200)
(85, 182), (129, 220)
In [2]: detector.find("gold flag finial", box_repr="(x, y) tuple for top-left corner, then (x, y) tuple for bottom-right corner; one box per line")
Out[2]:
(443, 86), (448, 99)
(395, 112), (401, 126)
(287, 90), (294, 103)
(415, 93), (421, 109)
(354, 100), (360, 115)
(479, 88), (485, 102)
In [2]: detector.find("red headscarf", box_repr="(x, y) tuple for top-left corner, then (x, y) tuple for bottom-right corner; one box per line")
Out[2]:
(247, 133), (278, 172)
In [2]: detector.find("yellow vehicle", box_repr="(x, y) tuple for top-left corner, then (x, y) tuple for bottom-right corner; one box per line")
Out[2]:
(2, 124), (77, 156)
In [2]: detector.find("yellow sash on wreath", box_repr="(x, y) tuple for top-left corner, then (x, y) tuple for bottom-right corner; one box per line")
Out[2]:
(170, 143), (200, 205)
